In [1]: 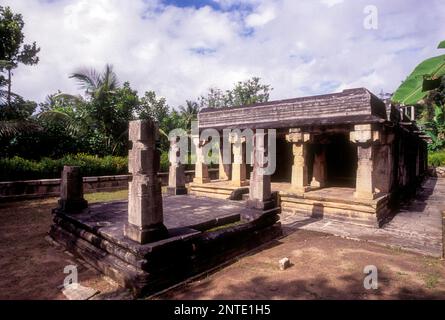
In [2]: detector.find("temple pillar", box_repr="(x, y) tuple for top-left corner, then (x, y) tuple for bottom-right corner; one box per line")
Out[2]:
(247, 130), (273, 211)
(229, 133), (248, 187)
(286, 128), (311, 193)
(167, 136), (187, 195)
(193, 135), (210, 184)
(350, 124), (380, 200)
(415, 143), (421, 177)
(58, 166), (88, 213)
(310, 145), (327, 189)
(124, 120), (167, 244)
(218, 135), (231, 181)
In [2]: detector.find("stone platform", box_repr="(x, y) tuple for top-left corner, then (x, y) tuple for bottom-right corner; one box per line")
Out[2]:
(276, 184), (391, 227)
(281, 177), (445, 257)
(187, 180), (391, 227)
(49, 194), (282, 297)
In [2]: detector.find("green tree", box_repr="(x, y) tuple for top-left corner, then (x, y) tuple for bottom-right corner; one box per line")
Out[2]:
(199, 77), (272, 109)
(136, 90), (184, 151)
(41, 65), (138, 156)
(179, 100), (200, 130)
(0, 6), (40, 107)
(227, 77), (272, 106)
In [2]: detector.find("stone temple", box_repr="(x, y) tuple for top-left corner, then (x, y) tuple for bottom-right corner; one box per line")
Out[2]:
(50, 87), (428, 297)
(191, 87), (428, 227)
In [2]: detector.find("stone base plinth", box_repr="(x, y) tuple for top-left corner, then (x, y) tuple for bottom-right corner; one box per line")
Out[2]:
(166, 186), (188, 196)
(57, 198), (88, 213)
(123, 222), (168, 244)
(280, 189), (390, 228)
(310, 180), (326, 189)
(353, 191), (377, 200)
(290, 186), (311, 194)
(49, 198), (282, 297)
(193, 178), (211, 184)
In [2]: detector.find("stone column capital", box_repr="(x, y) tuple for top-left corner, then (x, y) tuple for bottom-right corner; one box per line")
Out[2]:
(228, 132), (246, 144)
(286, 128), (311, 144)
(349, 124), (380, 144)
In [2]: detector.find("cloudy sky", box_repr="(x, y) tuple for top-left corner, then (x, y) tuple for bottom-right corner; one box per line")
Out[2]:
(3, 0), (445, 108)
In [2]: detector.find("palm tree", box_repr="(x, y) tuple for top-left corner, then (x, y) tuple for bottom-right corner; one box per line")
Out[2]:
(70, 64), (119, 100)
(39, 64), (124, 154)
(179, 100), (200, 129)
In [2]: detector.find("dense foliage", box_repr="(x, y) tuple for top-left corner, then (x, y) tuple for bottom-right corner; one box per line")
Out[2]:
(0, 154), (128, 181)
(392, 40), (445, 151)
(428, 149), (445, 167)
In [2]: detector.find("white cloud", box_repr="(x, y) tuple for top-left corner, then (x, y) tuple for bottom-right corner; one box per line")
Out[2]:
(320, 0), (345, 8)
(2, 0), (445, 108)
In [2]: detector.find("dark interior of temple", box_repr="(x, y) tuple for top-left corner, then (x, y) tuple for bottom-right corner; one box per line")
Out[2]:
(325, 133), (357, 187)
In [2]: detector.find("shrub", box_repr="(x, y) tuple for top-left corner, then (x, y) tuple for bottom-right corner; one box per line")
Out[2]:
(0, 154), (129, 182)
(428, 150), (445, 167)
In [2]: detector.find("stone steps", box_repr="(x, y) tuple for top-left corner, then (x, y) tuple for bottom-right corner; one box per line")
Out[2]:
(188, 182), (239, 200)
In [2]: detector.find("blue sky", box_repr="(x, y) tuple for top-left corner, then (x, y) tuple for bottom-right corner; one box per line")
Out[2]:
(3, 0), (445, 107)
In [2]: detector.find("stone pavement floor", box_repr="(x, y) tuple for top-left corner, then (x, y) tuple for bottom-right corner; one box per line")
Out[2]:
(280, 178), (445, 257)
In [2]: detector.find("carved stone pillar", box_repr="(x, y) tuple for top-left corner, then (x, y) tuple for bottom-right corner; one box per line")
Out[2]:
(58, 166), (88, 213)
(247, 131), (273, 211)
(167, 136), (187, 195)
(286, 128), (311, 193)
(229, 133), (248, 187)
(218, 135), (231, 181)
(193, 135), (210, 184)
(310, 145), (327, 188)
(124, 120), (167, 244)
(350, 124), (380, 200)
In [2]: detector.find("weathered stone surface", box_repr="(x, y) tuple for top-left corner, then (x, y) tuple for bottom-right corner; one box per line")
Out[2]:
(281, 177), (445, 258)
(286, 130), (310, 193)
(279, 257), (291, 270)
(229, 133), (247, 187)
(58, 166), (88, 213)
(168, 137), (187, 195)
(126, 120), (167, 244)
(198, 88), (387, 130)
(354, 144), (376, 200)
(218, 136), (231, 181)
(50, 194), (282, 297)
(193, 136), (210, 184)
(62, 284), (99, 300)
(247, 131), (273, 210)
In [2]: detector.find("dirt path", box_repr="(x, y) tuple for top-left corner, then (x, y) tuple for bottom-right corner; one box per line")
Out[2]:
(156, 230), (445, 300)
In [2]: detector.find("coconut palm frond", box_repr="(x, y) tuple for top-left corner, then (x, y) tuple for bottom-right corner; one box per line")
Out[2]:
(70, 67), (102, 94)
(0, 120), (42, 138)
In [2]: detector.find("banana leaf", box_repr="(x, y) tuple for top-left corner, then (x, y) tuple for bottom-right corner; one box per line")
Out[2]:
(392, 54), (445, 105)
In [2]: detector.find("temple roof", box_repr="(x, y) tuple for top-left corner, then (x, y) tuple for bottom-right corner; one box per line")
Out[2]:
(198, 88), (388, 130)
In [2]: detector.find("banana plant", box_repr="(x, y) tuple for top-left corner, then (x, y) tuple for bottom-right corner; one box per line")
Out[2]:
(392, 41), (445, 105)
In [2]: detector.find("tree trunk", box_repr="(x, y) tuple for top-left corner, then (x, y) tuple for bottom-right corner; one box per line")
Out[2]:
(7, 68), (12, 107)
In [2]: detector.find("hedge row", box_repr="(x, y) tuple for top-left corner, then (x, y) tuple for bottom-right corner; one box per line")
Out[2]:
(0, 154), (128, 182)
(0, 152), (208, 182)
(428, 150), (445, 167)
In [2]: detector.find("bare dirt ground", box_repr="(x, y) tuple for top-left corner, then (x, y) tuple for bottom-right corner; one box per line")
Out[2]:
(157, 230), (445, 300)
(0, 197), (122, 300)
(0, 191), (444, 300)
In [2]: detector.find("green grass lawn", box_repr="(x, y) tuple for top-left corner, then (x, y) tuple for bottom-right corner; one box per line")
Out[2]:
(84, 186), (169, 203)
(85, 190), (128, 203)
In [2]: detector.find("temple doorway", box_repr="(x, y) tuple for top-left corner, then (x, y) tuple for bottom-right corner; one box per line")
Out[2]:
(325, 133), (357, 187)
(271, 134), (293, 183)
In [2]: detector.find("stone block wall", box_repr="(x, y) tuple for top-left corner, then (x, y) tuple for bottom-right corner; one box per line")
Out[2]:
(0, 169), (219, 202)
